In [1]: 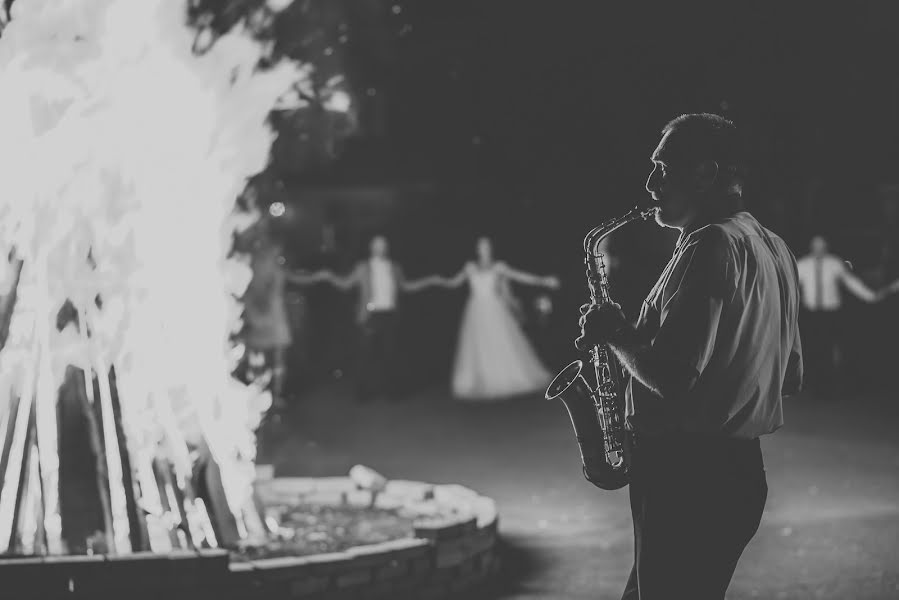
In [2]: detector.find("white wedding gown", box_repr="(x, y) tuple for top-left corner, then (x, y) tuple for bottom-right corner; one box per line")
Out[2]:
(451, 263), (551, 401)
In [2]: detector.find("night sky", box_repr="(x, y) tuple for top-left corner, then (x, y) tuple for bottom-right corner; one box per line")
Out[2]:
(364, 1), (899, 193)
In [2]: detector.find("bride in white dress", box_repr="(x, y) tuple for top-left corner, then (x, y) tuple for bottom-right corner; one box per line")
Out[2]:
(437, 236), (560, 401)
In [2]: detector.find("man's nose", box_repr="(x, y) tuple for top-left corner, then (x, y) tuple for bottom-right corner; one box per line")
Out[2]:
(645, 167), (660, 194)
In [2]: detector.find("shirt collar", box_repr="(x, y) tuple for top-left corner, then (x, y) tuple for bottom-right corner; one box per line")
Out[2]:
(677, 210), (750, 250)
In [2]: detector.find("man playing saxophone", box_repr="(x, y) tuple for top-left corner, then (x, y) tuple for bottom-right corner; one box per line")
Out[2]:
(576, 113), (803, 599)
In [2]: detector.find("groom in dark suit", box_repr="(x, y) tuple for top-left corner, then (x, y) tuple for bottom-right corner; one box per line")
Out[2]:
(295, 234), (438, 401)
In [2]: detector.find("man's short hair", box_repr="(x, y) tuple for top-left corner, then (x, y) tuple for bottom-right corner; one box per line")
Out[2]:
(661, 113), (745, 180)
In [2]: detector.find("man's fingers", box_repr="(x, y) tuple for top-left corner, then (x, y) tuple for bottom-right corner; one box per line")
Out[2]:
(581, 302), (621, 315)
(574, 335), (588, 352)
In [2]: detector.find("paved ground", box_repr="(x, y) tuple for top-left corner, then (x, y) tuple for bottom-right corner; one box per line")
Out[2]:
(259, 381), (899, 600)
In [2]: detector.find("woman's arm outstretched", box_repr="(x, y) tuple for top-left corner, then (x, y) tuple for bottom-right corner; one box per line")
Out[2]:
(496, 262), (560, 289)
(286, 264), (361, 291)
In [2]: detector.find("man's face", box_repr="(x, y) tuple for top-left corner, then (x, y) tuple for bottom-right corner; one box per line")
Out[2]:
(370, 236), (388, 258)
(645, 130), (700, 229)
(476, 237), (492, 260)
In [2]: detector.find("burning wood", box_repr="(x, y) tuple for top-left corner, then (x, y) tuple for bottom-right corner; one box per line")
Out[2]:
(0, 0), (327, 555)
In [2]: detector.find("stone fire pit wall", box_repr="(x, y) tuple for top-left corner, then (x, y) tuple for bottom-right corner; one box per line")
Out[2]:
(235, 476), (501, 600)
(0, 477), (500, 600)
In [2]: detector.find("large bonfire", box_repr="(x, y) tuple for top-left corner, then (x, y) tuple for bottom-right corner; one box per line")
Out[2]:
(0, 0), (323, 555)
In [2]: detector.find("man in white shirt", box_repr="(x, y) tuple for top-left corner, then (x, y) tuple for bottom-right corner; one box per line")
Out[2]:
(578, 113), (802, 599)
(796, 235), (881, 392)
(295, 235), (439, 401)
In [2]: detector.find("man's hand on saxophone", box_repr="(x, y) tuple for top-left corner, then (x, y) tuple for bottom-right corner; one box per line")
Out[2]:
(575, 302), (631, 351)
(575, 301), (684, 401)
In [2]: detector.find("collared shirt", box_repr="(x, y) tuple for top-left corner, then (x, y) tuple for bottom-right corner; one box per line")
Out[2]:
(626, 211), (803, 439)
(367, 256), (397, 312)
(796, 253), (846, 311)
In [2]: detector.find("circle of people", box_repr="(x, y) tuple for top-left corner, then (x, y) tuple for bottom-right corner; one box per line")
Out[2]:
(242, 220), (899, 407)
(248, 234), (561, 404)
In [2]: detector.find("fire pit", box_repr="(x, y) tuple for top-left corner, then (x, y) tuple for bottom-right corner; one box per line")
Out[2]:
(234, 503), (418, 561)
(0, 2), (500, 599)
(0, 474), (500, 600)
(231, 474), (500, 599)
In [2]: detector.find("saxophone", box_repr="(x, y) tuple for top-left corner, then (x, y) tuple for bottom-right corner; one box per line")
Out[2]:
(545, 205), (656, 490)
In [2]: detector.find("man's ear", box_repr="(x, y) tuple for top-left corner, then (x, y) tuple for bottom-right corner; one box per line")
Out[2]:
(694, 160), (719, 191)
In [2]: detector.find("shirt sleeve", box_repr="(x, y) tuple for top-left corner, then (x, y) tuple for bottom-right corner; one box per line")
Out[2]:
(651, 228), (734, 385)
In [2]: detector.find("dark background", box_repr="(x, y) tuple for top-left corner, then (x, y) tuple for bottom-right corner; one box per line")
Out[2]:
(326, 1), (899, 209)
(271, 1), (899, 393)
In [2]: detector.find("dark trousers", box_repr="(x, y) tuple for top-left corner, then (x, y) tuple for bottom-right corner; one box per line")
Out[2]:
(621, 434), (768, 600)
(799, 308), (842, 391)
(356, 310), (400, 399)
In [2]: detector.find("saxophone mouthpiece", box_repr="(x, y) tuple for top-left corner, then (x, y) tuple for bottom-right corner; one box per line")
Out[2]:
(635, 201), (658, 218)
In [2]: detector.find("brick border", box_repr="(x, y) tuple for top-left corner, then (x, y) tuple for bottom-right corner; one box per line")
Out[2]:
(0, 477), (500, 600)
(243, 476), (501, 599)
(0, 550), (231, 599)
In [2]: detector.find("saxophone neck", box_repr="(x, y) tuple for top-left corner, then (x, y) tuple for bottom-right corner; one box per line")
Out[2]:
(584, 206), (656, 255)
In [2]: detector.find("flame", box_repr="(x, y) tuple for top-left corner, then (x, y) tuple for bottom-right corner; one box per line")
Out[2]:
(0, 0), (326, 553)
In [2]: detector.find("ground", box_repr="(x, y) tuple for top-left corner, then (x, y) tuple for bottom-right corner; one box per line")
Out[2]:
(259, 381), (899, 600)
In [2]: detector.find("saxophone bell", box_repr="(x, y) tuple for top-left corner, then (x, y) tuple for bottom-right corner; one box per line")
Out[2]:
(546, 360), (629, 491)
(546, 361), (601, 448)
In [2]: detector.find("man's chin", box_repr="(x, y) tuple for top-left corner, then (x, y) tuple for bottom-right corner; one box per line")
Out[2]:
(653, 211), (669, 227)
(654, 212), (683, 230)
